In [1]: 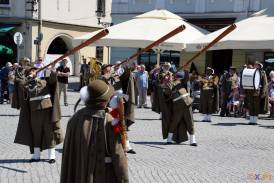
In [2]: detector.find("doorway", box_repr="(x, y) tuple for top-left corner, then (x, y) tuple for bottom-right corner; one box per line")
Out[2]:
(211, 50), (232, 75)
(46, 36), (74, 75)
(0, 33), (16, 68)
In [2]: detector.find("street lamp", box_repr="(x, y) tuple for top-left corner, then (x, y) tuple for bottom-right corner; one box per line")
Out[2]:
(95, 9), (112, 63)
(96, 10), (112, 28)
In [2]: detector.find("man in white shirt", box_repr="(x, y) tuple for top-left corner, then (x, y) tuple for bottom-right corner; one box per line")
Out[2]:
(33, 57), (45, 78)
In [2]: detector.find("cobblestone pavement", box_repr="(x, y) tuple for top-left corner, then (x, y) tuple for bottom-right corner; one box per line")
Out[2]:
(0, 78), (273, 183)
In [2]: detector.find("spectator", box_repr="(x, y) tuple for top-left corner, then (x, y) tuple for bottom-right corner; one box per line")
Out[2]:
(7, 63), (18, 104)
(56, 59), (70, 106)
(135, 64), (149, 108)
(79, 57), (89, 89)
(114, 60), (124, 76)
(0, 62), (12, 104)
(268, 71), (274, 118)
(132, 64), (141, 104)
(227, 88), (240, 117)
(19, 57), (31, 68)
(34, 57), (45, 78)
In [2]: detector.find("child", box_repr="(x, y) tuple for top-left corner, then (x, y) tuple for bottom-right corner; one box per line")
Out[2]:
(227, 88), (240, 117)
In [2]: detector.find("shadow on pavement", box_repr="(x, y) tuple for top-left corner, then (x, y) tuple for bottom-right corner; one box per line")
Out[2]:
(0, 159), (50, 164)
(62, 115), (73, 118)
(132, 141), (167, 149)
(0, 159), (30, 164)
(212, 123), (250, 126)
(135, 118), (160, 121)
(55, 149), (63, 153)
(131, 141), (189, 149)
(0, 114), (19, 117)
(0, 165), (27, 173)
(259, 117), (274, 120)
(194, 120), (214, 123)
(259, 125), (274, 129)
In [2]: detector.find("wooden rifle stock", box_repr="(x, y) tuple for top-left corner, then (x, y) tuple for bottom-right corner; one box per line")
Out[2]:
(115, 25), (186, 68)
(36, 29), (109, 73)
(175, 24), (236, 73)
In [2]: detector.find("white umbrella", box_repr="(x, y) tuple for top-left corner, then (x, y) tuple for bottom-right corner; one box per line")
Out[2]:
(186, 15), (274, 51)
(73, 9), (208, 51)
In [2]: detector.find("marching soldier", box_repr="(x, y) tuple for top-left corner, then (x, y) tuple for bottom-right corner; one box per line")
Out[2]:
(108, 88), (136, 154)
(100, 64), (136, 154)
(150, 65), (161, 113)
(200, 67), (219, 122)
(61, 80), (129, 183)
(256, 62), (269, 115)
(166, 69), (197, 146)
(13, 66), (63, 163)
(157, 62), (174, 136)
(99, 64), (118, 87)
(243, 62), (262, 124)
(89, 57), (102, 83)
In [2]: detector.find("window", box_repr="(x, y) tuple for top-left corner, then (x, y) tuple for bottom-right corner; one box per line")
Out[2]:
(0, 0), (10, 7)
(133, 0), (152, 4)
(169, 0), (175, 4)
(96, 0), (106, 17)
(138, 50), (180, 71)
(96, 46), (104, 62)
(0, 0), (9, 4)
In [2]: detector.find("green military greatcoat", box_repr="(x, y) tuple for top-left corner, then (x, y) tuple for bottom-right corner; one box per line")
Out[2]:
(60, 108), (129, 183)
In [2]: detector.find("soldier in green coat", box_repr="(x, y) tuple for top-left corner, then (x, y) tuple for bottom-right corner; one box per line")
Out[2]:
(166, 70), (197, 146)
(13, 66), (63, 163)
(199, 67), (219, 122)
(61, 80), (129, 183)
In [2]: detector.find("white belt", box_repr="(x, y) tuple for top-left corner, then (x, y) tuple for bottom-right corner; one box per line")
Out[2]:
(173, 93), (189, 102)
(29, 94), (51, 101)
(203, 88), (214, 90)
(105, 157), (112, 163)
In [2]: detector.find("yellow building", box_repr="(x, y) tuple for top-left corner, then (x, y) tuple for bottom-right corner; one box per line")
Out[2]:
(0, 0), (112, 75)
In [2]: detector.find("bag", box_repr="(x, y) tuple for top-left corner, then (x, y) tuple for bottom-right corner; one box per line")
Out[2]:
(172, 88), (193, 107)
(30, 97), (53, 111)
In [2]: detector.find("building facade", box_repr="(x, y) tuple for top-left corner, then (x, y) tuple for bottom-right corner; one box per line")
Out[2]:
(0, 0), (112, 75)
(111, 0), (274, 74)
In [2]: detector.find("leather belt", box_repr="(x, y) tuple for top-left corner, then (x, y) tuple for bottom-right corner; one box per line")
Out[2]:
(30, 94), (51, 101)
(173, 93), (189, 102)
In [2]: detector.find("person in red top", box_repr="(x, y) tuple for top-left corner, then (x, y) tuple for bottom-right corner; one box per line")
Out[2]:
(56, 59), (70, 106)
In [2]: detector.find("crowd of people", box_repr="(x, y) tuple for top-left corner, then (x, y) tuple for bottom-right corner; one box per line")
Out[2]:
(0, 62), (18, 104)
(0, 57), (71, 105)
(2, 55), (273, 183)
(149, 61), (274, 122)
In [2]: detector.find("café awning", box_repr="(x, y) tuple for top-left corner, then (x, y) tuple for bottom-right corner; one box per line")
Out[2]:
(0, 25), (15, 33)
(0, 44), (13, 55)
(74, 9), (208, 51)
(186, 15), (274, 51)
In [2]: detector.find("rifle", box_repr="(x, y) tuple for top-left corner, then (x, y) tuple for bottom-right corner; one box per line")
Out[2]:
(175, 24), (237, 74)
(115, 25), (186, 68)
(35, 29), (109, 74)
